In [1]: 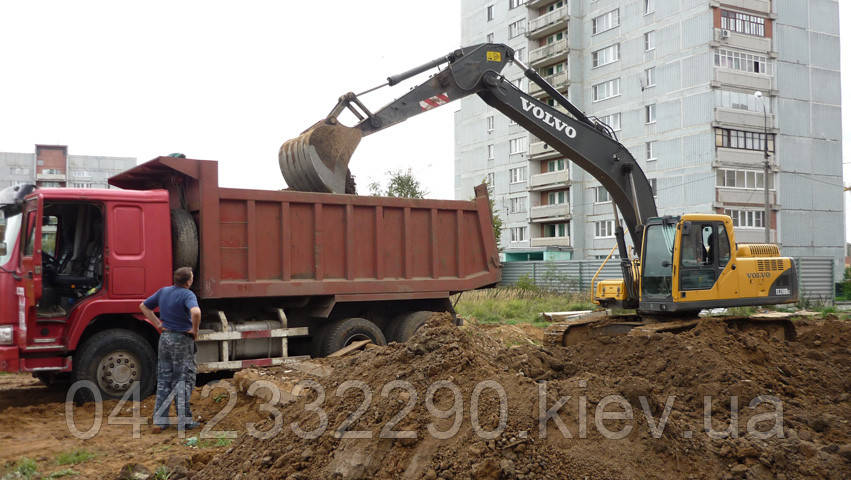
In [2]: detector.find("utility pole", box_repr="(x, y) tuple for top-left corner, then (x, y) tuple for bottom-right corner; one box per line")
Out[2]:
(755, 91), (771, 243)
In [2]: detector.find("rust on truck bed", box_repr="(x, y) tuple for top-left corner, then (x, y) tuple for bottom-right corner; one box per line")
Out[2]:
(110, 157), (501, 300)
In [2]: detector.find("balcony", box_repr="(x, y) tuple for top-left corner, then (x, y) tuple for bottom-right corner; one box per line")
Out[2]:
(527, 6), (568, 40)
(529, 42), (569, 67)
(36, 171), (67, 181)
(526, 0), (561, 9)
(714, 28), (772, 54)
(529, 70), (568, 96)
(712, 69), (774, 92)
(530, 203), (570, 222)
(529, 170), (569, 190)
(531, 236), (571, 248)
(714, 108), (775, 130)
(529, 141), (561, 160)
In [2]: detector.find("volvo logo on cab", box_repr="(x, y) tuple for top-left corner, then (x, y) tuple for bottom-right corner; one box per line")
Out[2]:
(520, 97), (577, 139)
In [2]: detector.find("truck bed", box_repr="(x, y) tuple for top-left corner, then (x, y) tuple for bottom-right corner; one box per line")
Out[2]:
(110, 157), (501, 300)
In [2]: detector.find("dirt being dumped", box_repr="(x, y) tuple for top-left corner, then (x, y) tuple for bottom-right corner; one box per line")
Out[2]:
(196, 314), (851, 480)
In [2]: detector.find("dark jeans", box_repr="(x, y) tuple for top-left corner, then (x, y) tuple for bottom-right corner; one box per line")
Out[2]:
(153, 331), (196, 427)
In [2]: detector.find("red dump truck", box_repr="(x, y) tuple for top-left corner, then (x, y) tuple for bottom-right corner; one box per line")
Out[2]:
(0, 157), (501, 398)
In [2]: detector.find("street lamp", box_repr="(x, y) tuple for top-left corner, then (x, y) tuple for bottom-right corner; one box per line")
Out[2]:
(754, 91), (771, 243)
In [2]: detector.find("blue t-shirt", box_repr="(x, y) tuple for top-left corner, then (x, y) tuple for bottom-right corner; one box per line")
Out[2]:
(143, 285), (199, 332)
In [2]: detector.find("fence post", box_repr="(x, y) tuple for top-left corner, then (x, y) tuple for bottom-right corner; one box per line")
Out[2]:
(532, 263), (537, 287)
(578, 262), (584, 293)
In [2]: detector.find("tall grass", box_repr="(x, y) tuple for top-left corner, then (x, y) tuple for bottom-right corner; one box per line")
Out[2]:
(453, 287), (596, 325)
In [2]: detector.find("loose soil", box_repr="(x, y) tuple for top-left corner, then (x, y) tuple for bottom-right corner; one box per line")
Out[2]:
(0, 374), (266, 479)
(196, 314), (851, 480)
(2, 314), (849, 479)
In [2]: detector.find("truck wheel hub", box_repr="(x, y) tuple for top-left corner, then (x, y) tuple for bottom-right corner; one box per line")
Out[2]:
(98, 351), (139, 394)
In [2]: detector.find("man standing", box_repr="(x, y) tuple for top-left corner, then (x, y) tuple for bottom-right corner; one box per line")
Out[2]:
(139, 266), (202, 432)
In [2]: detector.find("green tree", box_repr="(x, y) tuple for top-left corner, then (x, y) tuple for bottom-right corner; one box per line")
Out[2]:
(369, 168), (427, 198)
(483, 177), (503, 250)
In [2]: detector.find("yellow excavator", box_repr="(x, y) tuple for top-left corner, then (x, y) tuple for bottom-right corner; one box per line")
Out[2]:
(278, 43), (798, 345)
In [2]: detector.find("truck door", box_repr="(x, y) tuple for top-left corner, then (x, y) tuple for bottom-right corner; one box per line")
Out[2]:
(18, 197), (42, 345)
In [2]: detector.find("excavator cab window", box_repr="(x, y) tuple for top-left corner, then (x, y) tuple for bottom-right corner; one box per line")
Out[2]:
(641, 223), (676, 298)
(679, 222), (724, 291)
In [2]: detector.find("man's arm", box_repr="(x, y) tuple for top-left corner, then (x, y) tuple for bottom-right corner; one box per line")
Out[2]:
(189, 307), (201, 338)
(139, 302), (163, 330)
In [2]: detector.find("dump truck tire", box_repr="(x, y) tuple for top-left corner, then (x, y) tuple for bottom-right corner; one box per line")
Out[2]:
(320, 318), (386, 356)
(171, 209), (198, 271)
(73, 329), (156, 401)
(387, 310), (433, 343)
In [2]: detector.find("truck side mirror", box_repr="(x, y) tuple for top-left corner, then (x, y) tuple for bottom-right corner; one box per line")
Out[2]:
(0, 210), (5, 239)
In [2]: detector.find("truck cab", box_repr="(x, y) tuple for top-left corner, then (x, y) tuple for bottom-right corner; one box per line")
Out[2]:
(0, 184), (170, 396)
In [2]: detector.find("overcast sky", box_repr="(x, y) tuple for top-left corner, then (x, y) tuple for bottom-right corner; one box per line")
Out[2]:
(1, 1), (848, 236)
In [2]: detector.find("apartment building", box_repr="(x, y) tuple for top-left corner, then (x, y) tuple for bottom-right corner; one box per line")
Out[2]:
(0, 145), (136, 189)
(455, 0), (844, 274)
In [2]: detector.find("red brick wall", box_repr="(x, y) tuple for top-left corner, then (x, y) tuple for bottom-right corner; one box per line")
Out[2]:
(36, 145), (67, 174)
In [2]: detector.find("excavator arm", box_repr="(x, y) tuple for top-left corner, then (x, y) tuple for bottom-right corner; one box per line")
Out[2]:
(280, 43), (656, 250)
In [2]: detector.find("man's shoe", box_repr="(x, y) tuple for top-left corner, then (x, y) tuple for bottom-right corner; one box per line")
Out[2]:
(179, 421), (201, 431)
(151, 424), (169, 434)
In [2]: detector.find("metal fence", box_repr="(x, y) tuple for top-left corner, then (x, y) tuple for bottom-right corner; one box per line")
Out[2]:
(500, 256), (836, 305)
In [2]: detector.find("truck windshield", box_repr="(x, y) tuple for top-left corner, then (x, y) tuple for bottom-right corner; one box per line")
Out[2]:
(0, 212), (22, 267)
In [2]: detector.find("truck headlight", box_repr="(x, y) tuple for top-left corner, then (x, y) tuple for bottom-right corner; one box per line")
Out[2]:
(0, 326), (13, 345)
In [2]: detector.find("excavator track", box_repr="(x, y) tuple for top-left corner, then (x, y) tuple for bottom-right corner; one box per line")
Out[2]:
(544, 310), (797, 348)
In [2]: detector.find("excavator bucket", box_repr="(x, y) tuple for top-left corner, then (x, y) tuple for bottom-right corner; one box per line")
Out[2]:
(279, 121), (362, 194)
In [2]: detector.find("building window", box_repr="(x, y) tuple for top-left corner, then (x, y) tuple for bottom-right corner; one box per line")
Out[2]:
(509, 0), (526, 10)
(645, 67), (656, 87)
(509, 19), (526, 38)
(10, 167), (29, 175)
(721, 9), (766, 37)
(486, 116), (495, 133)
(594, 186), (610, 203)
(487, 144), (495, 160)
(714, 48), (770, 74)
(486, 172), (495, 186)
(716, 168), (774, 190)
(547, 158), (566, 172)
(510, 196), (527, 213)
(509, 137), (527, 154)
(544, 30), (564, 45)
(646, 141), (657, 161)
(592, 78), (621, 102)
(597, 112), (621, 131)
(645, 104), (656, 124)
(650, 178), (657, 197)
(515, 47), (525, 62)
(592, 44), (620, 68)
(715, 128), (775, 152)
(644, 0), (655, 14)
(487, 5), (494, 21)
(511, 78), (524, 90)
(724, 209), (764, 228)
(541, 61), (566, 77)
(544, 222), (569, 238)
(595, 220), (615, 238)
(486, 32), (494, 43)
(509, 166), (527, 183)
(715, 89), (771, 113)
(548, 190), (567, 205)
(592, 9), (619, 35)
(40, 181), (62, 187)
(71, 182), (93, 188)
(644, 31), (656, 51)
(510, 226), (527, 242)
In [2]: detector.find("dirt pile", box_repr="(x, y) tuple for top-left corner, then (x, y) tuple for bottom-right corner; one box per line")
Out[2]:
(195, 314), (851, 480)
